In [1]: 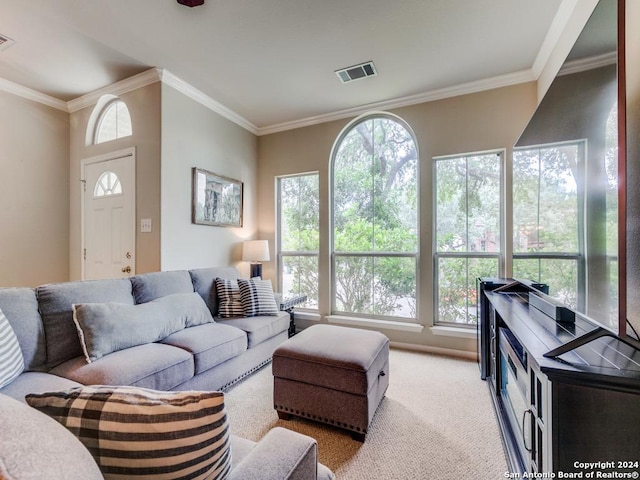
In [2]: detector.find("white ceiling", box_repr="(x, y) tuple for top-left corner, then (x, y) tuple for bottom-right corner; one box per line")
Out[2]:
(0, 0), (569, 134)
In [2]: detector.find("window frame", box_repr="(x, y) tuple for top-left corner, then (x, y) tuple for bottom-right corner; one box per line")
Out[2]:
(93, 170), (123, 198)
(433, 149), (506, 327)
(511, 140), (586, 312)
(329, 112), (420, 322)
(276, 171), (320, 311)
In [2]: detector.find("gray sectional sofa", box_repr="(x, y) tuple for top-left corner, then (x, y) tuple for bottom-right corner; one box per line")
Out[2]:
(0, 266), (334, 480)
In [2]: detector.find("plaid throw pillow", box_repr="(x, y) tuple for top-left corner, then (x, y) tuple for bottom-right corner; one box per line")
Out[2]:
(215, 278), (245, 318)
(0, 308), (24, 388)
(26, 386), (231, 480)
(237, 278), (279, 316)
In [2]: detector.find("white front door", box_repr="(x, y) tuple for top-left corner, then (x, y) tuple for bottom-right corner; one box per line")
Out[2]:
(82, 148), (136, 280)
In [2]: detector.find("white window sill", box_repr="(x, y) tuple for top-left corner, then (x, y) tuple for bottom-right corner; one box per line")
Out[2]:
(326, 315), (424, 333)
(293, 311), (321, 322)
(430, 325), (477, 339)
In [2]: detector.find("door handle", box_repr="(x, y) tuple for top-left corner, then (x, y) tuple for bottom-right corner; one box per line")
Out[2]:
(522, 409), (533, 452)
(122, 266), (131, 274)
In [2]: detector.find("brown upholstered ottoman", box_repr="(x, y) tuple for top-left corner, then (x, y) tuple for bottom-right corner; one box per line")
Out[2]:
(272, 324), (389, 442)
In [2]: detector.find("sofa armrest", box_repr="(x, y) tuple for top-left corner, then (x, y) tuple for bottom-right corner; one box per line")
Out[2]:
(228, 427), (318, 480)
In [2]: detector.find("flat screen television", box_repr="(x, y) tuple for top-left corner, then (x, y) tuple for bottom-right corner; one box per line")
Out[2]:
(513, 0), (622, 334)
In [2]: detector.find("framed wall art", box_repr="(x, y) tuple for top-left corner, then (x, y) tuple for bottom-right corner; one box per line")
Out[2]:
(192, 167), (243, 227)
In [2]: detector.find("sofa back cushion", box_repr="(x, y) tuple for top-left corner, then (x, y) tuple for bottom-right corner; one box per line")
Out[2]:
(73, 292), (213, 362)
(0, 287), (47, 371)
(130, 270), (194, 304)
(37, 279), (134, 368)
(189, 267), (240, 316)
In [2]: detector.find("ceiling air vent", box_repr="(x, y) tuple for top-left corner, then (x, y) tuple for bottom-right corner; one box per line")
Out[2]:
(0, 34), (15, 52)
(335, 61), (377, 83)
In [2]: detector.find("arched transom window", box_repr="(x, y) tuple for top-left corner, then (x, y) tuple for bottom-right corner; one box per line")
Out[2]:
(94, 99), (132, 144)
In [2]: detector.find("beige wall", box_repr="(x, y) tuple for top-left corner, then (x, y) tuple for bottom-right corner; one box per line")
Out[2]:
(258, 82), (538, 353)
(159, 84), (259, 275)
(69, 82), (162, 280)
(0, 92), (70, 287)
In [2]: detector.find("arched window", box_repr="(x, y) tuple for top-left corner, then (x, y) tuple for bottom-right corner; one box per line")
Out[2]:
(94, 171), (123, 198)
(93, 99), (132, 144)
(330, 113), (419, 320)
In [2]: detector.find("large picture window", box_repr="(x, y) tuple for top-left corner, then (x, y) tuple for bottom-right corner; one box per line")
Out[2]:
(434, 151), (503, 325)
(277, 173), (319, 309)
(331, 114), (418, 320)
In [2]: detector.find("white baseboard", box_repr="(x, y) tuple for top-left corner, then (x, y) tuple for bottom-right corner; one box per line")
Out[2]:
(390, 341), (477, 361)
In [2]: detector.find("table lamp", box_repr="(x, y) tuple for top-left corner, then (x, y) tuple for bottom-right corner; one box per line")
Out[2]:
(242, 240), (270, 278)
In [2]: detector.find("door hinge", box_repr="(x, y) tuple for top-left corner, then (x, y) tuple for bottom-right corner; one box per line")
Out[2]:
(83, 248), (86, 260)
(80, 179), (86, 192)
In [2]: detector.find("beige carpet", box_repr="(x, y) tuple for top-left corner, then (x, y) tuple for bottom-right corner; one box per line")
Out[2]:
(224, 348), (507, 479)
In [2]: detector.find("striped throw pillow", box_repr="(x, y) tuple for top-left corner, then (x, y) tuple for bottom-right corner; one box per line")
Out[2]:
(26, 386), (231, 480)
(238, 278), (279, 316)
(215, 278), (245, 318)
(0, 307), (24, 388)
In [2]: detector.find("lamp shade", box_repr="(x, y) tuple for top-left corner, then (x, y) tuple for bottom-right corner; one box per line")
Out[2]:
(242, 240), (270, 262)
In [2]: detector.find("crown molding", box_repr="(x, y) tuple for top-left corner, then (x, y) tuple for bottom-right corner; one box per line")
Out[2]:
(257, 68), (536, 136)
(0, 65), (541, 137)
(531, 0), (579, 78)
(158, 69), (259, 135)
(66, 68), (161, 113)
(558, 51), (617, 76)
(0, 77), (68, 111)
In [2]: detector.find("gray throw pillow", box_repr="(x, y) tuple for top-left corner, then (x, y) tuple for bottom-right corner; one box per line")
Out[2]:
(73, 292), (214, 362)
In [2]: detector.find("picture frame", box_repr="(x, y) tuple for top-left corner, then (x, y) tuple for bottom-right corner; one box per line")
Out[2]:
(192, 167), (243, 227)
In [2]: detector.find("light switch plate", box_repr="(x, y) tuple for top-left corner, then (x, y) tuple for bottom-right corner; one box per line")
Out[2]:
(141, 218), (152, 233)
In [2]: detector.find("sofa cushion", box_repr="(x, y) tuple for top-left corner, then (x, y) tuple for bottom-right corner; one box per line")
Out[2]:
(26, 386), (231, 480)
(216, 278), (245, 318)
(161, 323), (248, 374)
(73, 292), (213, 362)
(37, 278), (134, 368)
(190, 267), (241, 316)
(0, 371), (83, 402)
(50, 343), (194, 390)
(237, 278), (279, 316)
(0, 287), (47, 371)
(216, 312), (289, 348)
(0, 394), (103, 480)
(229, 435), (256, 471)
(0, 308), (24, 389)
(130, 270), (194, 304)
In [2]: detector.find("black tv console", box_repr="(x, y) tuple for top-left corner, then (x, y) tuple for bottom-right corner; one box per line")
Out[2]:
(479, 280), (640, 477)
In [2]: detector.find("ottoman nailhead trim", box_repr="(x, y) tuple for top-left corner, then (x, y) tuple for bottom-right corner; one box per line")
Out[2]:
(274, 405), (368, 434)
